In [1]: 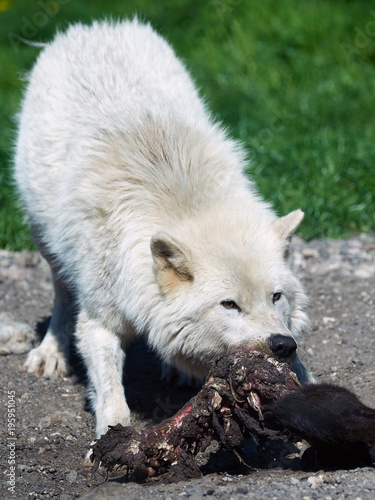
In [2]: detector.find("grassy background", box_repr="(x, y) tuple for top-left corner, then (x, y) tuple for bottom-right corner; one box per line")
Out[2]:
(1, 0), (375, 249)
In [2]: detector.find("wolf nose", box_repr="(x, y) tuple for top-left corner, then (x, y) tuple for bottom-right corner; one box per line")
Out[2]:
(269, 334), (297, 359)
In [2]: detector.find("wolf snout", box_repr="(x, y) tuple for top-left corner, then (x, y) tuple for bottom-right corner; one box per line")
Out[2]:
(269, 334), (297, 359)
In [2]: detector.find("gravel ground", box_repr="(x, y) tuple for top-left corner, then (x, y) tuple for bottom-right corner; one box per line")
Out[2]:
(1, 235), (375, 499)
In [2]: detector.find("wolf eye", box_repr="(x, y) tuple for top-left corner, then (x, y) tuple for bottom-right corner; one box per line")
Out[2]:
(221, 300), (241, 312)
(272, 292), (282, 304)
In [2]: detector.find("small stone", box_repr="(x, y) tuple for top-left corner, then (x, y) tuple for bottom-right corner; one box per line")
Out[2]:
(221, 475), (234, 482)
(348, 240), (362, 248)
(316, 258), (342, 275)
(20, 392), (30, 404)
(67, 470), (77, 482)
(39, 416), (52, 430)
(235, 485), (248, 494)
(302, 249), (318, 259)
(307, 475), (323, 488)
(323, 317), (336, 325)
(318, 472), (336, 484)
(354, 265), (375, 279)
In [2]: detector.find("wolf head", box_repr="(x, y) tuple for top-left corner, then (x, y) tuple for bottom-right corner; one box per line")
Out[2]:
(149, 208), (312, 383)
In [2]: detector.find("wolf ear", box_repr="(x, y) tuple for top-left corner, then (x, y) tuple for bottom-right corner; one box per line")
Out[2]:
(151, 232), (193, 287)
(272, 209), (304, 259)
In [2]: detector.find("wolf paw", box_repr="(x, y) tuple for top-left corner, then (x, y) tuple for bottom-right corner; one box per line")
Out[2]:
(24, 337), (70, 378)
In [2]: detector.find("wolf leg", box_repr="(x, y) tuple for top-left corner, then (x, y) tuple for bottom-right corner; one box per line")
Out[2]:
(76, 311), (130, 438)
(24, 273), (74, 378)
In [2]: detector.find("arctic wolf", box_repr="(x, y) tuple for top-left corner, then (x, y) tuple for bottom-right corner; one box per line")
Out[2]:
(15, 19), (312, 438)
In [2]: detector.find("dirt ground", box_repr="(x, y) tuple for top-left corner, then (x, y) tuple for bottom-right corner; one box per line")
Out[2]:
(1, 235), (375, 499)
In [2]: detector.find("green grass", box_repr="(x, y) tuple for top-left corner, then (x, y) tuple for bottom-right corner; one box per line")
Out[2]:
(1, 0), (375, 249)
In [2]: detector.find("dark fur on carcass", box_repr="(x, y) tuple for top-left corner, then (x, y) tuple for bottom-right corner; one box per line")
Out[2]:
(267, 383), (375, 470)
(91, 350), (375, 481)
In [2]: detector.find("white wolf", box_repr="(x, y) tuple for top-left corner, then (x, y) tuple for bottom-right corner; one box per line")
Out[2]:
(15, 19), (313, 439)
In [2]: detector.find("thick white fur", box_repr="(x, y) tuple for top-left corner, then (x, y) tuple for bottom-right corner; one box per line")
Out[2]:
(15, 19), (312, 438)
